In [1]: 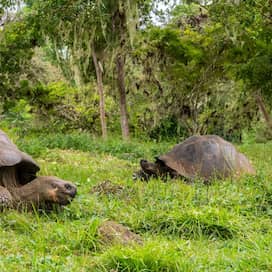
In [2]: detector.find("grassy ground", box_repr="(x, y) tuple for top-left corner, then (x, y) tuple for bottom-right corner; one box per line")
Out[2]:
(1, 133), (272, 271)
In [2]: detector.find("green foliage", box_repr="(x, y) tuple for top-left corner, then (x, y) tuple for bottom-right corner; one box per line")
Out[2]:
(149, 116), (188, 141)
(32, 82), (75, 105)
(3, 99), (33, 131)
(210, 0), (272, 96)
(0, 11), (37, 95)
(239, 51), (272, 96)
(130, 2), (257, 140)
(2, 0), (271, 140)
(149, 27), (187, 60)
(0, 80), (120, 135)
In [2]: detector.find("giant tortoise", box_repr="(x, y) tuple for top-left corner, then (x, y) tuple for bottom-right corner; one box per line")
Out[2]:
(0, 130), (77, 210)
(134, 135), (255, 182)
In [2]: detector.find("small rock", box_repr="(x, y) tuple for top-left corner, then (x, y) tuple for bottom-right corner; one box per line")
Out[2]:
(98, 220), (143, 246)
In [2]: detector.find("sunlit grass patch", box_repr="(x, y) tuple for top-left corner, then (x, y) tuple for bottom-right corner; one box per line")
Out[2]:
(94, 240), (191, 272)
(37, 149), (136, 189)
(133, 207), (240, 240)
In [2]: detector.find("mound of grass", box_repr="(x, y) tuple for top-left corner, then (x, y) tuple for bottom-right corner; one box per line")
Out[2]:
(94, 241), (190, 271)
(134, 208), (239, 240)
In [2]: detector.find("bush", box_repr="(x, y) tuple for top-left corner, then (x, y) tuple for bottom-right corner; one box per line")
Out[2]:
(15, 132), (173, 160)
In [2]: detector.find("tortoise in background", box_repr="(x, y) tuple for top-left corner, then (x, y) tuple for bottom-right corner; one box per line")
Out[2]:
(0, 130), (77, 210)
(134, 135), (255, 182)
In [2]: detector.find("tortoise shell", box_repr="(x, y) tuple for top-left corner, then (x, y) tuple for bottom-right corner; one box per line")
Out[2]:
(157, 135), (255, 180)
(0, 130), (39, 186)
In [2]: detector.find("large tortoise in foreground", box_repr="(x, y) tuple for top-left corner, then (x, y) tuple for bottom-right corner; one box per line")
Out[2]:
(0, 130), (77, 210)
(134, 135), (255, 182)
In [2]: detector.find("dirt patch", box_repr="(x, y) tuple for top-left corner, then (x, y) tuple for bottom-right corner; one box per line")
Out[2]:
(98, 220), (143, 246)
(90, 180), (124, 195)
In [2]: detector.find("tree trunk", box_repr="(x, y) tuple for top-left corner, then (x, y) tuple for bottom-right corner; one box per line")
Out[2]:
(92, 49), (107, 139)
(113, 7), (130, 140)
(116, 52), (130, 140)
(255, 93), (272, 130)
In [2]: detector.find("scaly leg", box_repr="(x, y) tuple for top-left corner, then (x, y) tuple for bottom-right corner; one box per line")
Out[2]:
(0, 185), (13, 209)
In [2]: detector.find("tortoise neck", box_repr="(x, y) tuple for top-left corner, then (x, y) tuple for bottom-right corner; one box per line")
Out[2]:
(0, 166), (18, 188)
(10, 179), (41, 203)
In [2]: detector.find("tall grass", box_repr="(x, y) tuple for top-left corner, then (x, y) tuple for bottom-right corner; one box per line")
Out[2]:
(16, 132), (173, 161)
(1, 132), (272, 271)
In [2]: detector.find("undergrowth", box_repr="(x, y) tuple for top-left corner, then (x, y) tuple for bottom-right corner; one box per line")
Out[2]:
(16, 132), (173, 161)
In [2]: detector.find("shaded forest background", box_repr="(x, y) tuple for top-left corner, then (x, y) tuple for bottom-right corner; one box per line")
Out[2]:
(0, 0), (272, 142)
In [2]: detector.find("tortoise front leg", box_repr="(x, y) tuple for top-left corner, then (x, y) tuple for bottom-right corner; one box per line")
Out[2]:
(0, 185), (13, 209)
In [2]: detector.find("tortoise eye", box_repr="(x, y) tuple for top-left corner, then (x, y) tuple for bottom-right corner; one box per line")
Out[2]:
(65, 184), (72, 190)
(51, 183), (57, 189)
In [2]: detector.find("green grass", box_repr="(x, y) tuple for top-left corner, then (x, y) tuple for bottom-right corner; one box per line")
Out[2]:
(1, 133), (272, 271)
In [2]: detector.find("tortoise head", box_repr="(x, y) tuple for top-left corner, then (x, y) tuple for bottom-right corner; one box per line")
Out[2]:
(26, 176), (77, 206)
(133, 158), (175, 181)
(132, 159), (160, 181)
(38, 176), (77, 205)
(140, 159), (160, 176)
